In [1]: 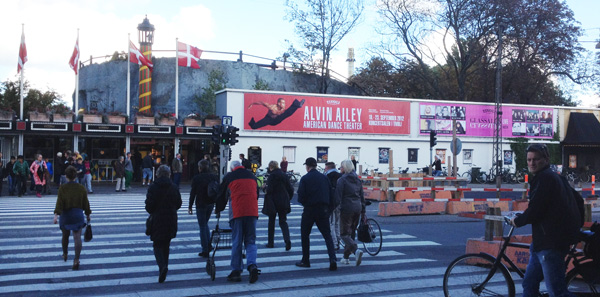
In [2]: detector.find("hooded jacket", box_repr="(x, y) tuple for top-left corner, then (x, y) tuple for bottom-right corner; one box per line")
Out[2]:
(216, 166), (259, 221)
(145, 177), (182, 241)
(335, 171), (365, 214)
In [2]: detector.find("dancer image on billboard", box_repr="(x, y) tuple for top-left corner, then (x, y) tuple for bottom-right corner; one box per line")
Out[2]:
(247, 97), (305, 129)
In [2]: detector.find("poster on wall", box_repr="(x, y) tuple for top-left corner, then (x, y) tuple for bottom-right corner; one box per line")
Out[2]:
(348, 147), (360, 161)
(244, 93), (411, 134)
(408, 148), (418, 164)
(504, 151), (513, 165)
(569, 155), (577, 169)
(379, 148), (390, 164)
(419, 103), (554, 138)
(463, 149), (473, 164)
(436, 149), (447, 164)
(317, 147), (328, 163)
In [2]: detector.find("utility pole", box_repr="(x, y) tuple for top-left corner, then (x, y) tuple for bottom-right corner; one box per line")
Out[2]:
(493, 22), (505, 191)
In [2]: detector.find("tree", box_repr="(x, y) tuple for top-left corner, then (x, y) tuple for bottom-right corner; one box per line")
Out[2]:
(193, 69), (228, 116)
(0, 79), (63, 117)
(376, 0), (586, 105)
(285, 0), (364, 93)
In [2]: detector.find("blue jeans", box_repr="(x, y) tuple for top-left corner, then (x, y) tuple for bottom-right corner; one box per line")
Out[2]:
(522, 247), (575, 297)
(143, 168), (153, 181)
(83, 174), (92, 192)
(8, 176), (15, 195)
(196, 203), (214, 253)
(173, 173), (181, 187)
(229, 216), (257, 272)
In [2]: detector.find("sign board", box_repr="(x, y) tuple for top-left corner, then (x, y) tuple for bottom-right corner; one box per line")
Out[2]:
(222, 115), (232, 126)
(450, 138), (462, 154)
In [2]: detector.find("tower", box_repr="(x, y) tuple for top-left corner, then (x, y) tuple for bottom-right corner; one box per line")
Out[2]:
(346, 48), (355, 79)
(137, 16), (154, 115)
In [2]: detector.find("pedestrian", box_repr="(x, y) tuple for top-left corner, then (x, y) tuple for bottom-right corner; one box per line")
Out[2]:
(43, 156), (52, 195)
(262, 160), (294, 250)
(6, 156), (16, 196)
(113, 156), (126, 192)
(82, 155), (93, 194)
(171, 153), (183, 187)
(510, 144), (583, 297)
(335, 159), (365, 266)
(350, 155), (358, 172)
(432, 155), (442, 176)
(280, 156), (288, 173)
(324, 161), (342, 250)
(215, 160), (260, 283)
(54, 152), (63, 188)
(145, 165), (182, 283)
(295, 157), (338, 271)
(142, 153), (154, 186)
(0, 159), (4, 196)
(239, 154), (251, 170)
(188, 159), (217, 258)
(29, 154), (48, 198)
(53, 165), (92, 271)
(75, 157), (85, 185)
(124, 152), (133, 190)
(13, 155), (29, 197)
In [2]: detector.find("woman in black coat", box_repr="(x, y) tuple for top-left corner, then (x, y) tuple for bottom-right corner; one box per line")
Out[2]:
(262, 160), (294, 250)
(145, 165), (182, 283)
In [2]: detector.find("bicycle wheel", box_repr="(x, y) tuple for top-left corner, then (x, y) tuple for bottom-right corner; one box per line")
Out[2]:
(566, 262), (600, 295)
(443, 253), (515, 297)
(362, 218), (382, 256)
(515, 171), (525, 184)
(462, 172), (472, 183)
(476, 172), (487, 184)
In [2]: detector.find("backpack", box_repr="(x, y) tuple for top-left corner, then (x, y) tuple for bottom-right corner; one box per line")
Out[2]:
(559, 175), (585, 245)
(207, 179), (220, 203)
(584, 222), (600, 262)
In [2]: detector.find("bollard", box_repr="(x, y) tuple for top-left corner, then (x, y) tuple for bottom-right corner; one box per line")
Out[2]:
(592, 175), (595, 196)
(485, 207), (502, 241)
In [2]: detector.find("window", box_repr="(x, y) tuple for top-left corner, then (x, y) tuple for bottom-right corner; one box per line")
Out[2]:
(463, 149), (472, 164)
(348, 147), (360, 161)
(283, 146), (296, 163)
(316, 147), (329, 163)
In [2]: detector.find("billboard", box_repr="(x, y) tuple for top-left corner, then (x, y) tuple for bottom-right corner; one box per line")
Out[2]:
(419, 103), (553, 138)
(244, 93), (411, 134)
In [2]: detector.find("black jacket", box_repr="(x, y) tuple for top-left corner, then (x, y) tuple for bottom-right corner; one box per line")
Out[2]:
(145, 177), (182, 241)
(189, 172), (218, 208)
(262, 168), (294, 216)
(514, 166), (578, 252)
(297, 168), (331, 208)
(142, 155), (154, 169)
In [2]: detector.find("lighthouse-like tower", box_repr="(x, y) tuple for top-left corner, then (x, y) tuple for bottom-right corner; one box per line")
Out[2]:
(137, 16), (154, 115)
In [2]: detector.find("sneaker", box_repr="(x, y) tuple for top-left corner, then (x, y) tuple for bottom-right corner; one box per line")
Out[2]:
(248, 264), (259, 284)
(36, 193), (41, 198)
(355, 250), (363, 266)
(227, 270), (242, 282)
(341, 258), (350, 265)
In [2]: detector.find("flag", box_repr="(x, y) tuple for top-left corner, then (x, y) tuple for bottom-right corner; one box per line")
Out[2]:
(177, 41), (202, 69)
(69, 37), (80, 74)
(129, 41), (153, 70)
(17, 30), (27, 73)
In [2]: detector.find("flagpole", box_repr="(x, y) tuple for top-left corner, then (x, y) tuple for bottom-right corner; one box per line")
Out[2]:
(74, 29), (79, 119)
(19, 24), (24, 121)
(175, 38), (179, 120)
(126, 33), (131, 154)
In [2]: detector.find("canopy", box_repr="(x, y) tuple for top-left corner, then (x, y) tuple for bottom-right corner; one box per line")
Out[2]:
(562, 112), (600, 146)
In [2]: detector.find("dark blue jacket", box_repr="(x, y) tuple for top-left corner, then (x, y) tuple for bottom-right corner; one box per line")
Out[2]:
(297, 168), (331, 207)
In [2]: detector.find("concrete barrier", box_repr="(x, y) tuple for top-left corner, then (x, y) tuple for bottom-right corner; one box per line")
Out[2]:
(465, 235), (532, 271)
(446, 200), (510, 214)
(378, 201), (446, 216)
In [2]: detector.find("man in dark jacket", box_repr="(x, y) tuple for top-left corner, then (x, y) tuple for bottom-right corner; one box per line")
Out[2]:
(5, 156), (16, 195)
(239, 154), (251, 170)
(145, 165), (182, 283)
(188, 159), (218, 258)
(216, 160), (260, 284)
(142, 153), (154, 186)
(171, 153), (183, 187)
(295, 157), (337, 271)
(325, 161), (342, 250)
(510, 144), (581, 297)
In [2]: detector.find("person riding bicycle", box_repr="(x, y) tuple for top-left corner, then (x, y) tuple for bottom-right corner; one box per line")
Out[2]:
(509, 144), (582, 297)
(431, 155), (442, 176)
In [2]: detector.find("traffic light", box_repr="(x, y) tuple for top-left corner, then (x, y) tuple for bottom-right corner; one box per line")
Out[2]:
(429, 130), (437, 147)
(220, 125), (230, 145)
(228, 126), (239, 146)
(211, 125), (221, 143)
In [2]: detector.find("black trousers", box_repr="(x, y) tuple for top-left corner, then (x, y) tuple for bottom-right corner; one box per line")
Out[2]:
(15, 175), (27, 196)
(300, 205), (336, 263)
(268, 210), (290, 245)
(153, 239), (171, 271)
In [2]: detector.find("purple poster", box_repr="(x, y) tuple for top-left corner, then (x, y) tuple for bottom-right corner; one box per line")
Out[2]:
(419, 103), (553, 138)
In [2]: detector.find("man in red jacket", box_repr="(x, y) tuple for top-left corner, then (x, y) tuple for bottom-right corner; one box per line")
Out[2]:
(216, 160), (260, 284)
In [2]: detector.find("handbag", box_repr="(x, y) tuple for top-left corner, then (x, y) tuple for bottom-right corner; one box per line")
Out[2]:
(145, 214), (153, 236)
(357, 216), (372, 243)
(84, 223), (93, 242)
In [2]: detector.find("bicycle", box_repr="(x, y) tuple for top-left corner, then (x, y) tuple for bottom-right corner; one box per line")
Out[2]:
(286, 170), (301, 186)
(443, 216), (599, 296)
(339, 201), (383, 256)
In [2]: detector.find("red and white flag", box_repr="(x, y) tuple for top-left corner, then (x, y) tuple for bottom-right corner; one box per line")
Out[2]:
(69, 37), (80, 74)
(177, 41), (202, 69)
(17, 30), (27, 73)
(129, 41), (153, 70)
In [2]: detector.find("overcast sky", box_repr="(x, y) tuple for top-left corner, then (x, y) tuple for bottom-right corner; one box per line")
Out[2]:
(0, 0), (598, 108)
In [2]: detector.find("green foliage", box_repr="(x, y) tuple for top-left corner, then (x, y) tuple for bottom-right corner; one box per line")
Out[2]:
(252, 78), (271, 91)
(194, 69), (228, 116)
(0, 79), (63, 118)
(509, 137), (561, 172)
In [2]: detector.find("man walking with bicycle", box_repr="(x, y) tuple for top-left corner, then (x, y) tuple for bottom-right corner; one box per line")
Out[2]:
(510, 144), (582, 297)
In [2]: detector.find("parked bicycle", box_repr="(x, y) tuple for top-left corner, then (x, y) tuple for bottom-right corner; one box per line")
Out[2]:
(443, 216), (599, 296)
(461, 164), (487, 184)
(286, 170), (301, 186)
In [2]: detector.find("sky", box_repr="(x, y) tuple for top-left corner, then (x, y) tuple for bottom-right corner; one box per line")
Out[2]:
(0, 0), (598, 108)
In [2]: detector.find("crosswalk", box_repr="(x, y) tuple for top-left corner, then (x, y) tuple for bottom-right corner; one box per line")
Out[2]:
(0, 193), (457, 296)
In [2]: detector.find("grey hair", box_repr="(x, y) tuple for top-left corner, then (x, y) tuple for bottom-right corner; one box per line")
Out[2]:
(156, 165), (171, 179)
(340, 159), (355, 173)
(230, 160), (242, 170)
(119, 156), (124, 161)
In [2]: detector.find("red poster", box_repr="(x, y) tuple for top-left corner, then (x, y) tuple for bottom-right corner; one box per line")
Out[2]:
(244, 93), (410, 134)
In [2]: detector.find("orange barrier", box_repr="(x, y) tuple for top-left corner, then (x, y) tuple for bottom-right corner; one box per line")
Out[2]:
(465, 235), (532, 271)
(446, 200), (510, 214)
(378, 201), (446, 216)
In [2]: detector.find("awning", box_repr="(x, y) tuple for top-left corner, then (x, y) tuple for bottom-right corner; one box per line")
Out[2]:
(562, 112), (600, 146)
